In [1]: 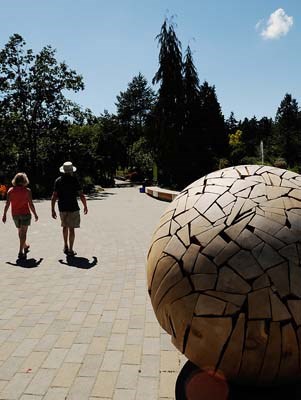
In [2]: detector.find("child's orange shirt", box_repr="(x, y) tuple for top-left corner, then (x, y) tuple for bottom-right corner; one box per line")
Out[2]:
(8, 187), (30, 216)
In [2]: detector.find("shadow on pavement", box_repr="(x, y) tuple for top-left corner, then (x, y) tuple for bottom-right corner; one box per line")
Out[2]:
(6, 258), (43, 268)
(87, 191), (116, 201)
(59, 256), (98, 269)
(175, 360), (301, 400)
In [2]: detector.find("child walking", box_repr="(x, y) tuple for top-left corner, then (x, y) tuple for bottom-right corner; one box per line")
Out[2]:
(2, 173), (38, 259)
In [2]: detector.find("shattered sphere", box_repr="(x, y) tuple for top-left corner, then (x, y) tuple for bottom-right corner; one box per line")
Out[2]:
(147, 165), (301, 384)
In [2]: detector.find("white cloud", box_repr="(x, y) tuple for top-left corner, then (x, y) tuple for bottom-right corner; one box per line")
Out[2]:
(255, 19), (263, 31)
(260, 8), (293, 39)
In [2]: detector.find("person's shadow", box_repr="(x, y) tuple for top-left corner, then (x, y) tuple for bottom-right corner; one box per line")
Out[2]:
(59, 256), (98, 269)
(6, 258), (43, 269)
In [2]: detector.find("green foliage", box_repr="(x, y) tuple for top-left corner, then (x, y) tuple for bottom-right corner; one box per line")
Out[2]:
(130, 137), (154, 178)
(96, 112), (124, 185)
(229, 129), (242, 147)
(115, 73), (156, 169)
(1, 28), (300, 197)
(152, 20), (185, 188)
(116, 73), (156, 130)
(0, 33), (85, 193)
(274, 93), (301, 167)
(199, 81), (227, 162)
(273, 158), (287, 169)
(180, 46), (203, 187)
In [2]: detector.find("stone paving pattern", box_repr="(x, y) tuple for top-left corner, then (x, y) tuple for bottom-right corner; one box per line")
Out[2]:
(147, 165), (301, 385)
(0, 187), (185, 399)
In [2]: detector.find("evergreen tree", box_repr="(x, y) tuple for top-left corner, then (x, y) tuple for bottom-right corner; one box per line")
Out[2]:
(199, 81), (227, 171)
(226, 112), (238, 136)
(115, 73), (156, 168)
(275, 93), (300, 167)
(116, 73), (156, 137)
(152, 20), (184, 188)
(257, 117), (273, 163)
(240, 116), (259, 159)
(182, 45), (202, 185)
(227, 115), (273, 165)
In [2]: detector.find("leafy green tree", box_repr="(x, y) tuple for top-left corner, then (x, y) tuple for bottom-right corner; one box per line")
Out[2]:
(130, 137), (154, 179)
(229, 129), (246, 165)
(66, 124), (98, 179)
(96, 112), (124, 186)
(0, 34), (84, 186)
(152, 20), (185, 188)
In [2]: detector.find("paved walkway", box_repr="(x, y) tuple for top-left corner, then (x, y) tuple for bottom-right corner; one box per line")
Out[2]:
(0, 187), (185, 400)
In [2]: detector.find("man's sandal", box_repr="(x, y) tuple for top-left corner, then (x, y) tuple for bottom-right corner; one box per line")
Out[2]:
(18, 252), (26, 259)
(63, 246), (69, 255)
(67, 250), (77, 257)
(24, 245), (30, 254)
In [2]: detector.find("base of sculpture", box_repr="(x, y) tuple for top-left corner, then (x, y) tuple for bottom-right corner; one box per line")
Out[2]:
(175, 360), (301, 400)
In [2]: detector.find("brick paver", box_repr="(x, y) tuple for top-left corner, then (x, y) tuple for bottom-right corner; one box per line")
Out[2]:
(0, 187), (185, 399)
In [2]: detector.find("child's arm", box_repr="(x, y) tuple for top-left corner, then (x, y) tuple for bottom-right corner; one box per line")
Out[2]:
(2, 192), (11, 223)
(51, 192), (58, 219)
(79, 191), (88, 214)
(28, 189), (38, 221)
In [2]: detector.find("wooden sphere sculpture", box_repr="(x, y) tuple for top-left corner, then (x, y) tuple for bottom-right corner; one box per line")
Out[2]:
(147, 165), (301, 385)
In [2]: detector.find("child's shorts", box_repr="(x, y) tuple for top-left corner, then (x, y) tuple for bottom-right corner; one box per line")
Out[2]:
(59, 211), (80, 228)
(13, 214), (31, 228)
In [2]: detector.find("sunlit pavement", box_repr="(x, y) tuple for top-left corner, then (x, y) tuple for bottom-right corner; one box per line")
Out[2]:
(0, 186), (185, 399)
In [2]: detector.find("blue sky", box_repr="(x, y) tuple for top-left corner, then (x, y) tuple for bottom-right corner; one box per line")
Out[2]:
(0, 0), (300, 121)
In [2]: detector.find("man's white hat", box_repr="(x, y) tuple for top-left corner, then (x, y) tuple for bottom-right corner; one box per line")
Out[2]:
(59, 161), (77, 173)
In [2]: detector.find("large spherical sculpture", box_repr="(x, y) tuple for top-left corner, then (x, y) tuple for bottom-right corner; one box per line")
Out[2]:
(147, 165), (301, 385)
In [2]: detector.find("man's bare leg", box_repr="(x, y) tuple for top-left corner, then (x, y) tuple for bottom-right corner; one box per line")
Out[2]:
(63, 227), (68, 251)
(69, 228), (75, 252)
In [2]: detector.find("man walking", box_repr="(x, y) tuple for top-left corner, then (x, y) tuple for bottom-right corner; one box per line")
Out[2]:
(51, 161), (88, 256)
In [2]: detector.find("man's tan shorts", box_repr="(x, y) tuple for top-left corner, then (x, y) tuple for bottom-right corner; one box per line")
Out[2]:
(59, 211), (80, 228)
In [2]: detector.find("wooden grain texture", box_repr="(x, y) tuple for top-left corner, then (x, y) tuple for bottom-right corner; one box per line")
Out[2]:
(146, 165), (301, 384)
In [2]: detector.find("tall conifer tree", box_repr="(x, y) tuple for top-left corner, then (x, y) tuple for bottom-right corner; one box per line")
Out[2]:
(152, 20), (184, 187)
(199, 81), (227, 171)
(182, 46), (203, 185)
(275, 93), (300, 167)
(226, 112), (238, 136)
(115, 73), (156, 168)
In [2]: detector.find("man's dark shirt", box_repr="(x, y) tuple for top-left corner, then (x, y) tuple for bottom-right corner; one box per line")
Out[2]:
(54, 175), (81, 212)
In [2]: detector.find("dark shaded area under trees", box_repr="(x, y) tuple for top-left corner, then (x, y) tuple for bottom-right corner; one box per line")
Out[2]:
(1, 23), (301, 196)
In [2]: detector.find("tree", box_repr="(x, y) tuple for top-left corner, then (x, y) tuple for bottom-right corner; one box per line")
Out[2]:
(181, 45), (202, 185)
(130, 137), (154, 179)
(229, 129), (246, 165)
(96, 112), (124, 186)
(152, 20), (185, 188)
(199, 81), (227, 171)
(0, 34), (84, 187)
(226, 112), (238, 136)
(115, 73), (156, 168)
(239, 116), (259, 159)
(275, 93), (300, 167)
